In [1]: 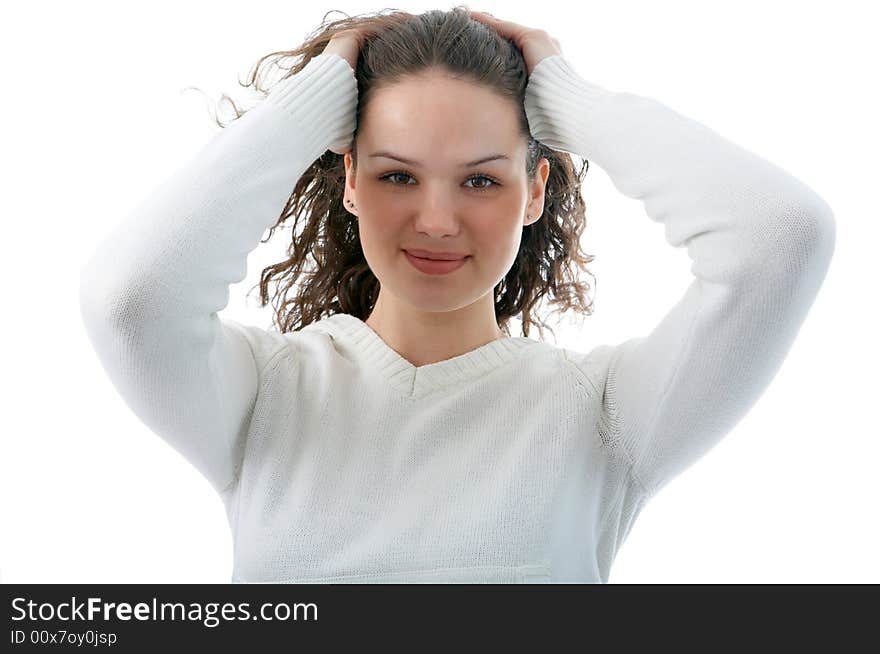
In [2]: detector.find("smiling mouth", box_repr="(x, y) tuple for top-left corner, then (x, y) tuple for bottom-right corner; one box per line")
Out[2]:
(403, 250), (471, 275)
(411, 254), (464, 261)
(403, 249), (468, 261)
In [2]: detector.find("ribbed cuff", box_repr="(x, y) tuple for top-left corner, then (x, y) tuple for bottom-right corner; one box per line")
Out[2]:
(260, 52), (358, 158)
(524, 54), (618, 157)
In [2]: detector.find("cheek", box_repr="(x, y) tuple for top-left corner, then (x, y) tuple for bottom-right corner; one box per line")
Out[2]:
(470, 222), (524, 269)
(356, 187), (413, 233)
(354, 214), (407, 271)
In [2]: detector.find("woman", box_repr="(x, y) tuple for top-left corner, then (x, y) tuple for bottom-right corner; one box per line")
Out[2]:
(79, 7), (836, 583)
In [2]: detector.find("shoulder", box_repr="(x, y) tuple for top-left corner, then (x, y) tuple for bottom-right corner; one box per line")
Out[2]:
(221, 317), (299, 373)
(508, 337), (619, 400)
(222, 315), (344, 373)
(557, 342), (620, 399)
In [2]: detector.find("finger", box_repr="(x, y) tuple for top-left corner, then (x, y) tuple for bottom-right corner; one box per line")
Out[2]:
(467, 10), (530, 41)
(468, 10), (519, 26)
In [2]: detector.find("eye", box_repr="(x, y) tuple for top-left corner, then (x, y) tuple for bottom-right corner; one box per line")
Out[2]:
(465, 175), (499, 191)
(379, 171), (416, 186)
(378, 170), (501, 193)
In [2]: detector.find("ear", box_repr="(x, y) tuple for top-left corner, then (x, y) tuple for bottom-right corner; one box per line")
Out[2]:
(343, 151), (357, 214)
(526, 157), (550, 226)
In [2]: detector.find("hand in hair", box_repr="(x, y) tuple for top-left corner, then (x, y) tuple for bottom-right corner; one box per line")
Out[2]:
(322, 28), (369, 156)
(466, 10), (563, 75)
(322, 28), (366, 73)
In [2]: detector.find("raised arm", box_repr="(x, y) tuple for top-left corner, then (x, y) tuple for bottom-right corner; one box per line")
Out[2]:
(78, 53), (358, 495)
(524, 55), (836, 499)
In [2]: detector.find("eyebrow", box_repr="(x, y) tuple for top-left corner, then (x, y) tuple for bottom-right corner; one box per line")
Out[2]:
(368, 151), (511, 167)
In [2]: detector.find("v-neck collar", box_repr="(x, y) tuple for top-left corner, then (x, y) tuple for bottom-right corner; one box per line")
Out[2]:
(301, 312), (542, 398)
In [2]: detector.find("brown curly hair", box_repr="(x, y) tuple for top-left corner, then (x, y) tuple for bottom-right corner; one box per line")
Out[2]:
(199, 5), (595, 342)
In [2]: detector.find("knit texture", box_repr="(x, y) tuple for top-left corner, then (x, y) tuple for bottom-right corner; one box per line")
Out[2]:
(79, 52), (836, 583)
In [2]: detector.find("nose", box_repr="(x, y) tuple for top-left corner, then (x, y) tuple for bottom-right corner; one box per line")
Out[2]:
(411, 199), (464, 239)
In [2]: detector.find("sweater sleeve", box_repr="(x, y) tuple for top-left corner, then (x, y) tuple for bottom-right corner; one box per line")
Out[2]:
(524, 55), (836, 499)
(78, 53), (358, 496)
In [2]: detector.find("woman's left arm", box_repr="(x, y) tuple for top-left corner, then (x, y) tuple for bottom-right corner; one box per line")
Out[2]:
(524, 55), (836, 499)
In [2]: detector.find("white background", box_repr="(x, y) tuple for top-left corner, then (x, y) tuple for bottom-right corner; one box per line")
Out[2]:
(2, 0), (875, 583)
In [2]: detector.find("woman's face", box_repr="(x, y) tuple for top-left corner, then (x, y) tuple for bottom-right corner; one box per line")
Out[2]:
(343, 70), (549, 316)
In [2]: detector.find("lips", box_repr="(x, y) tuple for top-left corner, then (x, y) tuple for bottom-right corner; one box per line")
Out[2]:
(404, 250), (470, 275)
(404, 249), (467, 261)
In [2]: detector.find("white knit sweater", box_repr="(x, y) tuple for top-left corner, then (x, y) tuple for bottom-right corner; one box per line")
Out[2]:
(79, 52), (836, 583)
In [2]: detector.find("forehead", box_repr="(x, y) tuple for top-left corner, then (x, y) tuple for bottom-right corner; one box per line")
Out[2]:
(359, 72), (522, 160)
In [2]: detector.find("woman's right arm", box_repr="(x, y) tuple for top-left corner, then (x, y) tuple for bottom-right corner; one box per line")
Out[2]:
(78, 52), (358, 496)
